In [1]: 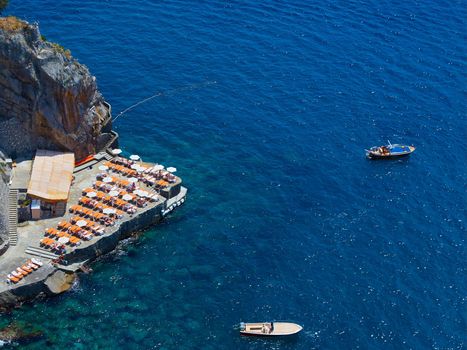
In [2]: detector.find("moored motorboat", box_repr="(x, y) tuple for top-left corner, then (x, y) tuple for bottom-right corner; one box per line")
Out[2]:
(366, 142), (415, 159)
(239, 322), (302, 336)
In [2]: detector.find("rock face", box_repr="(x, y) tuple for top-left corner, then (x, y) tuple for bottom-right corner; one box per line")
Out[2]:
(0, 17), (114, 160)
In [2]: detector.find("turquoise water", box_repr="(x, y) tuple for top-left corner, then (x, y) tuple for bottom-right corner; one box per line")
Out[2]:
(2, 0), (466, 348)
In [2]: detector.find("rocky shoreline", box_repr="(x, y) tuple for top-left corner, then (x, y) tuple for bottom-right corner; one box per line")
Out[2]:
(0, 183), (186, 310)
(0, 16), (187, 311)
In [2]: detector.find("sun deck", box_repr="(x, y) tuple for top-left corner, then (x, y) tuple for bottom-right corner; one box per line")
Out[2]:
(0, 154), (186, 298)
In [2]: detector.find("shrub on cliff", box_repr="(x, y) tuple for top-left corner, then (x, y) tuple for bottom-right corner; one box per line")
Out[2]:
(50, 42), (72, 59)
(0, 16), (28, 31)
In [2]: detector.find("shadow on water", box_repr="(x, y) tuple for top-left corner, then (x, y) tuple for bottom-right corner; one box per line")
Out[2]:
(239, 333), (301, 349)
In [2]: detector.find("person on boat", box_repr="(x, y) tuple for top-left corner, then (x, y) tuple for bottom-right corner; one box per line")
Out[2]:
(270, 322), (274, 333)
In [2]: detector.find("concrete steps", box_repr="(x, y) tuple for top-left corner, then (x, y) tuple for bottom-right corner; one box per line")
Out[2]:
(8, 189), (18, 246)
(24, 246), (58, 260)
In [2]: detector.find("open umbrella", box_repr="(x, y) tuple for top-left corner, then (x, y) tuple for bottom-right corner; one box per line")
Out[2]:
(76, 220), (87, 227)
(98, 165), (109, 171)
(154, 165), (164, 171)
(58, 237), (69, 244)
(138, 190), (149, 198)
(112, 148), (123, 155)
(103, 177), (113, 183)
(130, 164), (139, 170)
(103, 208), (116, 215)
(108, 190), (119, 197)
(122, 194), (133, 201)
(130, 154), (140, 161)
(128, 177), (138, 183)
(87, 191), (97, 198)
(167, 167), (177, 173)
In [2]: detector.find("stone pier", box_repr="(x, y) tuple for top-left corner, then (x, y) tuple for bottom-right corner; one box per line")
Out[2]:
(0, 156), (186, 309)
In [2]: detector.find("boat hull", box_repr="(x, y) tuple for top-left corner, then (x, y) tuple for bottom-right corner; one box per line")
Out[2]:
(240, 322), (302, 336)
(366, 145), (415, 159)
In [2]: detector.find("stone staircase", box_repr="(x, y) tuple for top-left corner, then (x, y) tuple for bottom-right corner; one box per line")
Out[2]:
(24, 246), (59, 260)
(8, 189), (18, 246)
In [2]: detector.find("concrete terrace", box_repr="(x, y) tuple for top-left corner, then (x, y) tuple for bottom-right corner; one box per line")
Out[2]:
(0, 155), (186, 296)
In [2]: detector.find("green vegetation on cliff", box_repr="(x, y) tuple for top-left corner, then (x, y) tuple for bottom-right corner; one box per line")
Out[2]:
(0, 16), (28, 31)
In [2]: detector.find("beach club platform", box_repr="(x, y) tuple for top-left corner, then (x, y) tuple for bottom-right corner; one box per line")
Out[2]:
(0, 150), (186, 305)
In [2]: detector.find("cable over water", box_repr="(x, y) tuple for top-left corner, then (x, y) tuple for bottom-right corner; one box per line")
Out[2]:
(112, 80), (217, 122)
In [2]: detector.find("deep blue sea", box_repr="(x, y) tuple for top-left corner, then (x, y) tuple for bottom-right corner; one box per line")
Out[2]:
(2, 0), (466, 349)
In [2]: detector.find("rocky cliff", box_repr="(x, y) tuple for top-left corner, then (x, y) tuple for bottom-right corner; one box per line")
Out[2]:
(0, 16), (114, 160)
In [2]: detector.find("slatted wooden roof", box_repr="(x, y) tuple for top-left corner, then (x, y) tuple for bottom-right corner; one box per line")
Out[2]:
(27, 150), (75, 201)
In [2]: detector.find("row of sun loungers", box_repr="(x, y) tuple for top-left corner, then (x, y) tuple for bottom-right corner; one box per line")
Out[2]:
(104, 161), (137, 177)
(70, 216), (105, 235)
(7, 258), (43, 284)
(78, 195), (136, 216)
(44, 227), (84, 243)
(40, 237), (72, 254)
(87, 182), (158, 207)
(69, 205), (115, 226)
(96, 173), (131, 188)
(107, 158), (177, 186)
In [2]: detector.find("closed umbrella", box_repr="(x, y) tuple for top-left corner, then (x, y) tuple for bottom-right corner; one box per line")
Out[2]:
(87, 191), (97, 198)
(112, 148), (122, 155)
(130, 155), (140, 161)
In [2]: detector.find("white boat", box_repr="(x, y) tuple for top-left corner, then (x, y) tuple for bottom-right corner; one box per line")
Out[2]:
(239, 322), (302, 336)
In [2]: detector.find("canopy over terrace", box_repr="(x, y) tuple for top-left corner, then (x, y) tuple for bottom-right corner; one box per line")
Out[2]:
(27, 150), (75, 202)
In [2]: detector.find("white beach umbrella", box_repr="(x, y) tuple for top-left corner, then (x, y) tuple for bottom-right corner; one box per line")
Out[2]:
(103, 177), (113, 183)
(87, 191), (97, 198)
(122, 194), (133, 201)
(76, 220), (87, 227)
(108, 190), (119, 197)
(103, 208), (116, 215)
(128, 177), (138, 183)
(98, 165), (109, 171)
(58, 237), (69, 244)
(130, 164), (139, 170)
(129, 154), (140, 161)
(167, 167), (177, 173)
(138, 190), (149, 198)
(154, 165), (164, 171)
(111, 148), (123, 155)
